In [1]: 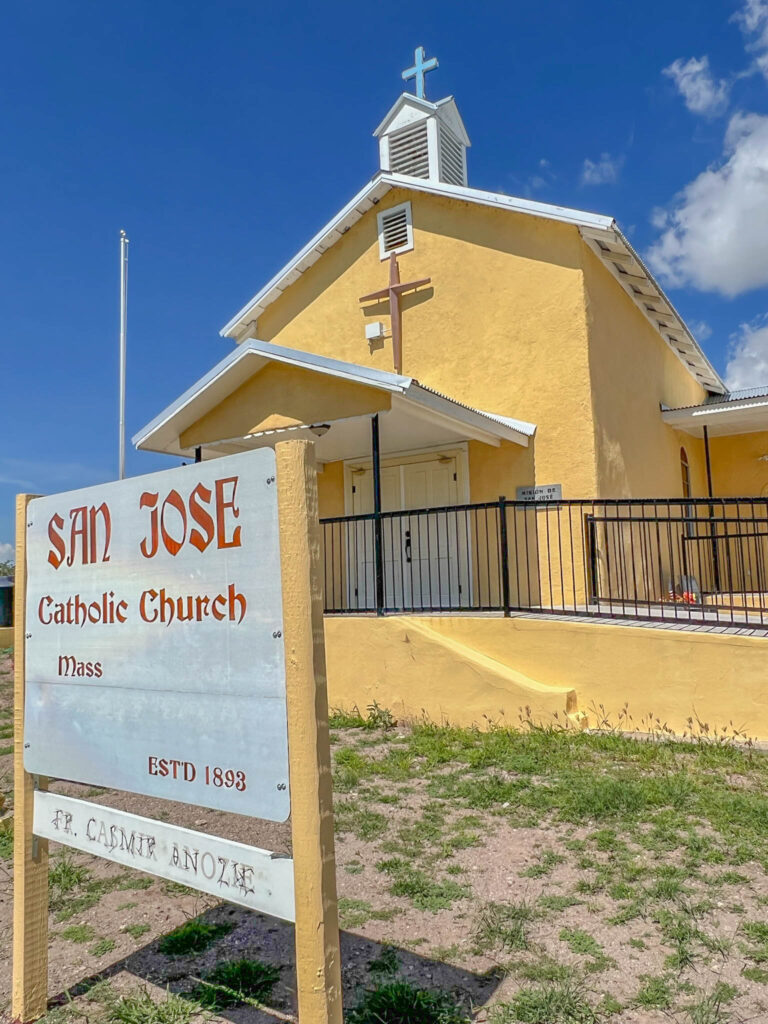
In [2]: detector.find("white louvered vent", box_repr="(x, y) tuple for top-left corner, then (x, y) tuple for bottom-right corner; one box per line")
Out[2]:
(377, 202), (413, 260)
(388, 121), (430, 179)
(439, 124), (465, 186)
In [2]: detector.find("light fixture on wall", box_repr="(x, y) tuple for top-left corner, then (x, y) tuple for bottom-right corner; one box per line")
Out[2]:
(309, 423), (331, 437)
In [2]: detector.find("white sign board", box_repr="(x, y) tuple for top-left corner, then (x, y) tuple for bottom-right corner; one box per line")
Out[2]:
(24, 450), (289, 821)
(516, 484), (563, 502)
(34, 791), (295, 920)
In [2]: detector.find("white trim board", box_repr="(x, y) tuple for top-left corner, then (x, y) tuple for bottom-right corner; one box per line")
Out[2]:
(34, 791), (295, 921)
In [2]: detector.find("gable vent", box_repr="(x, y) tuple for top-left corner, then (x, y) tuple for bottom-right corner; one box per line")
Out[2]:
(388, 121), (430, 179)
(439, 124), (465, 186)
(377, 202), (413, 259)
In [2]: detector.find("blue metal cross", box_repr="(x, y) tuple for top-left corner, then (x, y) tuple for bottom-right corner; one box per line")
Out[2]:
(402, 46), (438, 100)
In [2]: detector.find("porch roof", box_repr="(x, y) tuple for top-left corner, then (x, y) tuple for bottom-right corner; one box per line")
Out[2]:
(661, 389), (768, 437)
(132, 339), (536, 461)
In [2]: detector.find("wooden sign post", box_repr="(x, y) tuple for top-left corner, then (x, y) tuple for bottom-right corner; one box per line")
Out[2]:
(277, 441), (343, 1024)
(12, 442), (342, 1024)
(13, 494), (49, 1024)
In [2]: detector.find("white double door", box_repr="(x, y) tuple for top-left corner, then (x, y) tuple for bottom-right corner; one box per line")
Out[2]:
(349, 455), (470, 609)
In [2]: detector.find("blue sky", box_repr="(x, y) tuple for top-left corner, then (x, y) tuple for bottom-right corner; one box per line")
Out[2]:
(3, 0), (768, 556)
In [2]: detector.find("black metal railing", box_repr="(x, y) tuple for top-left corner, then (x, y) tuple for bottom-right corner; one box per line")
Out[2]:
(320, 497), (768, 630)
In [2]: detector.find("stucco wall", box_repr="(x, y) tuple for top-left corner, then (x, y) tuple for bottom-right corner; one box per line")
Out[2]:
(582, 246), (709, 499)
(254, 189), (597, 497)
(180, 363), (391, 449)
(324, 615), (768, 738)
(709, 431), (768, 497)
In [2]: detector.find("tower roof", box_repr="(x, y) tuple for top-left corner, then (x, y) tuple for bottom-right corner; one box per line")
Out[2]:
(373, 93), (470, 147)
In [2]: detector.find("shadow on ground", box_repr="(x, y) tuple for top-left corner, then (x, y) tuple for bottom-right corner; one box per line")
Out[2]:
(47, 902), (501, 1021)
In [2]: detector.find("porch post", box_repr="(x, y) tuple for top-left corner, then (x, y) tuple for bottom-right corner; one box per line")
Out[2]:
(498, 495), (511, 616)
(371, 414), (385, 615)
(703, 425), (721, 591)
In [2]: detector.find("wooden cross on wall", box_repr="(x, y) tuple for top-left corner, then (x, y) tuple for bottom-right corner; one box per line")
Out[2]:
(359, 252), (431, 375)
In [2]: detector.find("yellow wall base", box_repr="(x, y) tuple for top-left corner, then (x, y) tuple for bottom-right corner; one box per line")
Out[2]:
(324, 615), (768, 739)
(324, 616), (576, 728)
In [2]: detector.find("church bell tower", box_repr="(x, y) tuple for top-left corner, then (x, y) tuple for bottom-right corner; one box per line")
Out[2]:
(374, 47), (471, 187)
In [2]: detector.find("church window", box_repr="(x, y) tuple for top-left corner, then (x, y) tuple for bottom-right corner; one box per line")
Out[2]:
(377, 202), (413, 260)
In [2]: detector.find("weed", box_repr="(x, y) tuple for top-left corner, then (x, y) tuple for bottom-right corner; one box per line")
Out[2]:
(190, 959), (280, 1009)
(742, 965), (768, 982)
(347, 980), (469, 1024)
(366, 701), (397, 730)
(60, 924), (95, 944)
(491, 980), (599, 1023)
(0, 818), (12, 859)
(368, 946), (399, 977)
(102, 987), (197, 1024)
(539, 894), (582, 912)
(684, 983), (738, 1024)
(377, 859), (468, 912)
(521, 848), (564, 878)
(158, 918), (234, 956)
(90, 938), (116, 957)
(163, 881), (194, 896)
(474, 900), (536, 953)
(338, 897), (398, 929)
(512, 957), (576, 985)
(335, 799), (388, 840)
(116, 901), (138, 912)
(329, 706), (369, 729)
(49, 850), (89, 901)
(741, 920), (768, 963)
(635, 974), (674, 1009)
(123, 923), (150, 941)
(559, 927), (615, 973)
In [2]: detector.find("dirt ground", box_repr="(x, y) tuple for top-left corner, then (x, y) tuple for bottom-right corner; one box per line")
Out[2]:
(3, 645), (768, 1022)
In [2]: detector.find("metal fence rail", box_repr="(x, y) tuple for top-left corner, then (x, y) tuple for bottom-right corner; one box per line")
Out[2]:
(320, 497), (768, 630)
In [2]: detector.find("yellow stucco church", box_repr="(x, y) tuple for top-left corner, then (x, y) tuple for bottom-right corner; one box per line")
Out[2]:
(134, 55), (768, 737)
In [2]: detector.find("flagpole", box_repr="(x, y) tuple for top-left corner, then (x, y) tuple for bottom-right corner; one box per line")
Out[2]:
(119, 230), (129, 480)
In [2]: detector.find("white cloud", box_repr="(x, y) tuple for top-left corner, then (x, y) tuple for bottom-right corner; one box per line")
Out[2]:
(733, 0), (768, 77)
(663, 56), (730, 117)
(0, 542), (13, 564)
(581, 153), (623, 185)
(725, 316), (768, 389)
(689, 320), (713, 341)
(647, 112), (768, 296)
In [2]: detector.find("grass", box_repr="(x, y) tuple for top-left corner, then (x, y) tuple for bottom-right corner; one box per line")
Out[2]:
(346, 980), (470, 1024)
(521, 848), (565, 878)
(60, 924), (96, 944)
(90, 937), (116, 957)
(101, 987), (198, 1024)
(49, 850), (89, 899)
(53, 871), (153, 921)
(473, 900), (536, 953)
(189, 958), (280, 1009)
(376, 858), (469, 912)
(0, 818), (12, 859)
(158, 918), (234, 956)
(123, 923), (150, 941)
(490, 980), (600, 1023)
(338, 896), (399, 928)
(559, 927), (614, 972)
(635, 974), (674, 1009)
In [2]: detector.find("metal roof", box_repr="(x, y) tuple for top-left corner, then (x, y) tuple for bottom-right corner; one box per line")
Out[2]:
(665, 385), (768, 413)
(219, 171), (725, 395)
(132, 339), (537, 457)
